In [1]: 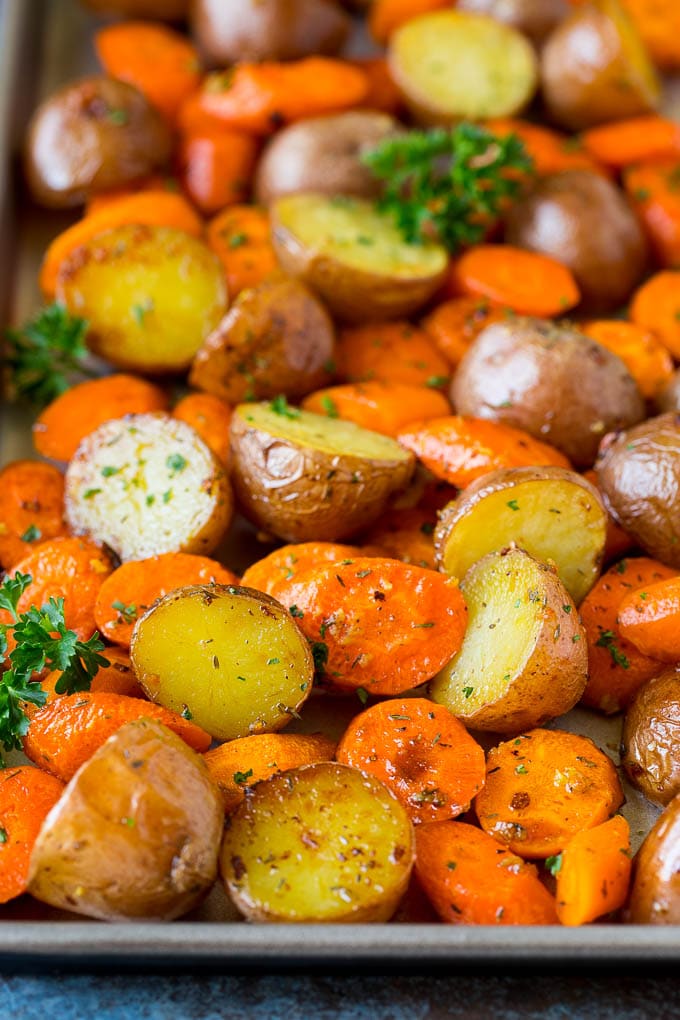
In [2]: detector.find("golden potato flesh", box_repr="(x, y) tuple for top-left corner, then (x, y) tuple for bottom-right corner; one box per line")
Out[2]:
(131, 584), (314, 741)
(220, 762), (415, 922)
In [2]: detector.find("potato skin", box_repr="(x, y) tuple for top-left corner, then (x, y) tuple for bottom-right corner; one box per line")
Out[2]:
(191, 0), (350, 66)
(622, 670), (680, 808)
(82, 0), (188, 17)
(456, 0), (569, 45)
(595, 413), (680, 569)
(505, 171), (648, 314)
(451, 316), (645, 467)
(628, 793), (680, 924)
(656, 369), (680, 414)
(27, 718), (223, 921)
(24, 77), (172, 209)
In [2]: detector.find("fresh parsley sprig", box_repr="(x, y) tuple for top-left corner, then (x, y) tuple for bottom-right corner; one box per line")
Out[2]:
(4, 303), (94, 407)
(363, 122), (533, 253)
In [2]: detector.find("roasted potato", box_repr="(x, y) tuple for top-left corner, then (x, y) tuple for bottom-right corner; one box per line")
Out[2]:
(56, 224), (226, 374)
(656, 369), (680, 414)
(230, 401), (415, 542)
(190, 273), (335, 403)
(24, 77), (172, 209)
(628, 792), (680, 924)
(434, 466), (607, 605)
(540, 0), (660, 130)
(82, 0), (188, 16)
(622, 670), (680, 808)
(255, 112), (400, 206)
(595, 413), (680, 569)
(191, 0), (350, 66)
(430, 548), (587, 733)
(451, 317), (645, 467)
(27, 718), (223, 921)
(456, 0), (569, 45)
(388, 10), (538, 125)
(220, 762), (415, 922)
(65, 413), (233, 562)
(271, 193), (448, 322)
(505, 171), (648, 314)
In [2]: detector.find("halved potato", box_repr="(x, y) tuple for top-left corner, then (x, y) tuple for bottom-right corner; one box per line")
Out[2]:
(27, 718), (223, 921)
(435, 466), (607, 605)
(65, 413), (232, 562)
(430, 548), (587, 733)
(56, 224), (227, 373)
(130, 583), (314, 741)
(389, 10), (538, 124)
(230, 401), (415, 542)
(270, 193), (448, 322)
(220, 762), (415, 922)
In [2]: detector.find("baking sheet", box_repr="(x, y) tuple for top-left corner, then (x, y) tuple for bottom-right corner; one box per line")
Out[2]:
(0, 0), (676, 965)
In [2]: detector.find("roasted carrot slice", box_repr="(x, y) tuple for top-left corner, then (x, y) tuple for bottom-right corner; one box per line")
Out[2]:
(449, 245), (580, 317)
(335, 321), (450, 389)
(240, 541), (361, 599)
(583, 116), (680, 166)
(0, 766), (64, 904)
(631, 271), (680, 358)
(369, 0), (451, 43)
(352, 57), (401, 115)
(555, 815), (632, 926)
(618, 574), (680, 661)
(625, 161), (680, 268)
(0, 460), (68, 570)
(422, 296), (509, 368)
(40, 648), (143, 705)
(177, 131), (258, 215)
(206, 205), (278, 299)
(172, 392), (232, 466)
(581, 320), (673, 399)
(302, 382), (450, 437)
(486, 118), (607, 178)
(621, 0), (680, 70)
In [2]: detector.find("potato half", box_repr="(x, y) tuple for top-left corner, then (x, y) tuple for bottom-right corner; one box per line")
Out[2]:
(271, 194), (448, 322)
(230, 401), (415, 542)
(65, 413), (232, 562)
(27, 718), (223, 921)
(56, 224), (227, 374)
(628, 793), (680, 924)
(220, 762), (415, 922)
(434, 466), (607, 605)
(430, 548), (587, 733)
(130, 583), (314, 741)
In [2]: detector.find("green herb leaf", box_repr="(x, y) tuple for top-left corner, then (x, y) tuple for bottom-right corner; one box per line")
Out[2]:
(111, 600), (137, 624)
(233, 768), (254, 785)
(546, 853), (563, 876)
(4, 304), (93, 408)
(595, 628), (630, 669)
(19, 524), (42, 543)
(269, 395), (300, 419)
(320, 394), (339, 418)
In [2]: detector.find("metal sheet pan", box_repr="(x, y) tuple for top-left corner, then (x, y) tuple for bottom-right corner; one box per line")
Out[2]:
(0, 0), (677, 966)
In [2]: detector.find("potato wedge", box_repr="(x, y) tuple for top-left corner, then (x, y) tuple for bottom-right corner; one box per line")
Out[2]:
(434, 466), (607, 605)
(130, 583), (314, 741)
(27, 718), (223, 921)
(628, 793), (680, 924)
(430, 548), (587, 733)
(65, 413), (232, 562)
(230, 401), (415, 542)
(220, 762), (415, 922)
(389, 10), (538, 124)
(270, 194), (448, 322)
(56, 224), (227, 373)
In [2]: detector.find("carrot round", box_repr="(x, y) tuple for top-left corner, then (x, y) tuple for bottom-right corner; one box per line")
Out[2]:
(621, 0), (680, 71)
(33, 374), (169, 462)
(415, 820), (559, 925)
(203, 732), (336, 813)
(581, 320), (673, 400)
(94, 552), (239, 648)
(352, 58), (401, 115)
(337, 698), (485, 825)
(485, 118), (606, 178)
(583, 116), (680, 167)
(41, 648), (143, 705)
(555, 815), (632, 926)
(625, 161), (680, 268)
(206, 205), (278, 299)
(85, 173), (180, 217)
(172, 392), (232, 466)
(240, 541), (360, 599)
(422, 296), (508, 368)
(369, 0), (451, 44)
(617, 575), (680, 661)
(449, 245), (581, 317)
(302, 382), (450, 437)
(360, 507), (437, 569)
(0, 460), (68, 570)
(23, 691), (212, 782)
(281, 555), (468, 695)
(0, 766), (65, 904)
(336, 321), (450, 389)
(631, 271), (680, 358)
(475, 729), (624, 859)
(177, 131), (258, 216)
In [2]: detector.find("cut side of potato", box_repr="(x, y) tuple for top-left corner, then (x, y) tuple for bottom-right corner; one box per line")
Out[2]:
(220, 762), (415, 922)
(65, 413), (232, 562)
(430, 548), (588, 733)
(230, 401), (415, 542)
(130, 583), (314, 741)
(435, 466), (607, 605)
(56, 224), (227, 373)
(271, 193), (448, 322)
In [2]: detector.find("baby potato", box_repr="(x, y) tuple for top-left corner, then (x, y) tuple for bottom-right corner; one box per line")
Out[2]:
(622, 670), (680, 807)
(56, 224), (227, 374)
(220, 762), (415, 922)
(457, 0), (569, 46)
(24, 76), (171, 208)
(130, 583), (314, 741)
(82, 0), (188, 16)
(430, 548), (588, 733)
(628, 793), (680, 924)
(27, 718), (223, 921)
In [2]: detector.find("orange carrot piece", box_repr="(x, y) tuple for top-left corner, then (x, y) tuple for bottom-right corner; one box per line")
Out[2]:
(335, 321), (450, 389)
(203, 732), (336, 813)
(397, 416), (571, 488)
(85, 174), (180, 217)
(240, 541), (360, 599)
(0, 767), (65, 904)
(422, 296), (509, 368)
(618, 574), (680, 660)
(337, 698), (485, 825)
(94, 552), (239, 648)
(206, 204), (278, 299)
(625, 161), (680, 268)
(172, 392), (232, 465)
(449, 245), (581, 317)
(95, 21), (201, 123)
(369, 0), (451, 43)
(23, 691), (211, 781)
(351, 58), (402, 115)
(177, 91), (229, 138)
(475, 729), (624, 859)
(33, 374), (169, 462)
(582, 470), (635, 565)
(581, 319), (674, 399)
(301, 382), (450, 437)
(0, 461), (68, 570)
(415, 820), (559, 925)
(40, 648), (143, 707)
(177, 131), (258, 216)
(556, 815), (632, 926)
(621, 0), (680, 70)
(485, 118), (607, 178)
(360, 506), (438, 569)
(281, 556), (467, 695)
(583, 116), (680, 167)
(631, 271), (680, 358)
(40, 190), (204, 299)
